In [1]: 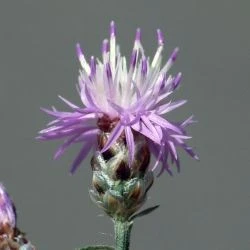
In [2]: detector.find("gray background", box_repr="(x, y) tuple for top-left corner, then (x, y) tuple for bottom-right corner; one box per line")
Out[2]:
(0, 1), (249, 249)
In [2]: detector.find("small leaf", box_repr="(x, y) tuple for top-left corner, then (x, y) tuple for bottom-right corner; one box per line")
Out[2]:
(78, 245), (114, 250)
(130, 205), (160, 221)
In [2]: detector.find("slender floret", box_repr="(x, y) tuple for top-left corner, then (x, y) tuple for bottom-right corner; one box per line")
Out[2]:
(0, 184), (36, 249)
(38, 21), (198, 175)
(0, 183), (16, 230)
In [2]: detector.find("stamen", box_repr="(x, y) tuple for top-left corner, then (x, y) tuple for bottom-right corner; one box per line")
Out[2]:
(102, 39), (109, 64)
(110, 20), (116, 37)
(110, 21), (116, 75)
(128, 28), (141, 79)
(135, 28), (141, 43)
(142, 57), (147, 76)
(170, 47), (179, 62)
(151, 30), (164, 68)
(106, 62), (112, 80)
(90, 56), (96, 78)
(157, 29), (164, 46)
(160, 47), (180, 74)
(76, 43), (91, 75)
(130, 50), (137, 69)
(173, 72), (182, 90)
(102, 39), (109, 54)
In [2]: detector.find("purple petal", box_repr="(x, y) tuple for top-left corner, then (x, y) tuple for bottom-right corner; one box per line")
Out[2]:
(102, 39), (109, 54)
(81, 84), (98, 109)
(142, 57), (148, 75)
(151, 146), (163, 171)
(135, 28), (141, 42)
(40, 107), (61, 117)
(132, 120), (161, 144)
(154, 124), (163, 139)
(39, 116), (96, 135)
(58, 95), (79, 109)
(122, 113), (141, 126)
(90, 56), (96, 77)
(76, 43), (83, 58)
(124, 126), (135, 167)
(168, 141), (178, 160)
(149, 113), (182, 134)
(170, 47), (179, 62)
(184, 145), (199, 160)
(39, 126), (97, 140)
(0, 183), (16, 228)
(141, 115), (162, 141)
(110, 20), (116, 36)
(173, 72), (182, 90)
(130, 50), (137, 69)
(74, 128), (99, 142)
(157, 159), (173, 177)
(181, 115), (197, 127)
(161, 150), (173, 176)
(108, 100), (125, 114)
(54, 133), (81, 159)
(155, 90), (173, 105)
(171, 134), (192, 140)
(174, 157), (181, 172)
(156, 100), (187, 115)
(131, 80), (141, 100)
(157, 29), (164, 46)
(54, 129), (99, 159)
(101, 121), (124, 153)
(72, 107), (99, 115)
(40, 107), (82, 119)
(106, 62), (112, 80)
(70, 143), (92, 174)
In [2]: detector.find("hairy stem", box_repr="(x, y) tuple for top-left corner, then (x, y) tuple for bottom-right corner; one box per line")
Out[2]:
(114, 219), (133, 250)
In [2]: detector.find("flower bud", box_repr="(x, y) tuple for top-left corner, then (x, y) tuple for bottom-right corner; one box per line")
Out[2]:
(0, 184), (36, 250)
(0, 183), (16, 232)
(89, 126), (155, 220)
(103, 191), (122, 216)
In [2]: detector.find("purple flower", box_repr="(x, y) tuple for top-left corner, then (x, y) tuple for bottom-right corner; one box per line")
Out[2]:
(38, 21), (198, 175)
(0, 183), (16, 230)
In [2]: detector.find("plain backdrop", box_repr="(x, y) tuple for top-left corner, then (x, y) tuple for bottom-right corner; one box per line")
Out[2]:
(0, 1), (250, 249)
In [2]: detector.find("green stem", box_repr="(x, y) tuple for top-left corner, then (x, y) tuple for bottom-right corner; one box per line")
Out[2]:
(114, 219), (133, 250)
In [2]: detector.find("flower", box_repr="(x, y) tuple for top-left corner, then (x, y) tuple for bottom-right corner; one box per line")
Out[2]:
(38, 21), (198, 175)
(0, 184), (36, 249)
(0, 183), (16, 231)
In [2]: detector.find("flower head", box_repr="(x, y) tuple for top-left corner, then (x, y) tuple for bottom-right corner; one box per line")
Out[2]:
(0, 183), (16, 231)
(38, 21), (198, 175)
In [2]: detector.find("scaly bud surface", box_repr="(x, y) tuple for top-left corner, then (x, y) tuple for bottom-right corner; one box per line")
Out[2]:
(90, 131), (153, 221)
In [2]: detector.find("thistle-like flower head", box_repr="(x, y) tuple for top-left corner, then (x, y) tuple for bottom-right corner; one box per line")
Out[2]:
(38, 21), (198, 175)
(0, 183), (16, 231)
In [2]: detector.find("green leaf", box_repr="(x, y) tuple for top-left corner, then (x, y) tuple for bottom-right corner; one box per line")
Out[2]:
(77, 245), (114, 250)
(130, 205), (160, 221)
